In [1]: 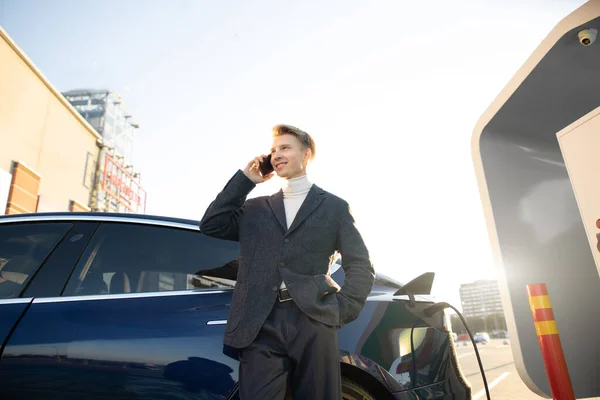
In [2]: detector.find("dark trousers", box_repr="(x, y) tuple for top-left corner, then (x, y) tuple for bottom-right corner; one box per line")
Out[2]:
(238, 299), (342, 400)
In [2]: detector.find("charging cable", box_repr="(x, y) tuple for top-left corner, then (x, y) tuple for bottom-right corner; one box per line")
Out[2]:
(424, 302), (491, 400)
(409, 318), (420, 389)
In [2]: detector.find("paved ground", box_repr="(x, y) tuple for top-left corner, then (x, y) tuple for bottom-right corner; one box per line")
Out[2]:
(455, 338), (549, 400)
(455, 338), (600, 400)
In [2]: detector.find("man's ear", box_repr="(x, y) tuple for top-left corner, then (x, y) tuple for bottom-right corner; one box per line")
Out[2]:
(303, 148), (312, 164)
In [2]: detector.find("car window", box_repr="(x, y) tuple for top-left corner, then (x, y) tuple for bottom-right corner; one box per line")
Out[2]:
(0, 222), (73, 299)
(62, 222), (240, 297)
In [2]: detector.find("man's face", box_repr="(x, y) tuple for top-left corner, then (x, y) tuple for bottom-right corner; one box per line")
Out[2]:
(270, 134), (310, 179)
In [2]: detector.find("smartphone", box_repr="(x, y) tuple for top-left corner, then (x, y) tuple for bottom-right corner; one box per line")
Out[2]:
(259, 154), (274, 176)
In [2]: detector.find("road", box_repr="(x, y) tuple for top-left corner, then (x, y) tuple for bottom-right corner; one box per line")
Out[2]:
(455, 338), (548, 400)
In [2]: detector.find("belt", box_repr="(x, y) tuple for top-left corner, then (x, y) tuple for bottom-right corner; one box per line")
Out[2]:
(277, 288), (292, 302)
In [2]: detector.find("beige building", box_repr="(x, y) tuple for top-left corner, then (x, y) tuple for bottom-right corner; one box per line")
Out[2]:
(0, 26), (101, 214)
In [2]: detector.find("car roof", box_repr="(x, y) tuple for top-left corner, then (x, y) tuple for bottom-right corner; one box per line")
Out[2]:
(0, 211), (406, 289)
(0, 212), (200, 230)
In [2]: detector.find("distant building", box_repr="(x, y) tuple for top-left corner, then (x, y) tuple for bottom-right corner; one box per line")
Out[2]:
(62, 89), (138, 162)
(459, 279), (504, 318)
(63, 89), (146, 214)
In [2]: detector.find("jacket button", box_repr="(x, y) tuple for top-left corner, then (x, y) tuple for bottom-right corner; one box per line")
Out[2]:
(272, 286), (278, 292)
(280, 262), (285, 267)
(283, 238), (290, 244)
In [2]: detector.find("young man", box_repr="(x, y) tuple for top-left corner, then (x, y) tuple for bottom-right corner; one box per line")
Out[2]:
(200, 124), (375, 399)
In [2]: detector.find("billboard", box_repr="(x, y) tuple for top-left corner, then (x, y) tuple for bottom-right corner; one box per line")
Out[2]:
(557, 106), (600, 276)
(101, 153), (146, 214)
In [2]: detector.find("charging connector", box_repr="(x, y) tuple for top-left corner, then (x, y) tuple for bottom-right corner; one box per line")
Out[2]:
(424, 302), (491, 400)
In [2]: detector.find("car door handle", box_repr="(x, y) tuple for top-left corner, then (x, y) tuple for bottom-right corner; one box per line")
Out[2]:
(206, 320), (227, 326)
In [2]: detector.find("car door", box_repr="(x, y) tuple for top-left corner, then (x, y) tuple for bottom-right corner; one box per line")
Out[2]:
(1, 220), (241, 400)
(0, 220), (78, 351)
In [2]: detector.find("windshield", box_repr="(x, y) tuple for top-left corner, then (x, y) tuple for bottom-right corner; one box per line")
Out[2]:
(332, 258), (403, 289)
(374, 272), (403, 289)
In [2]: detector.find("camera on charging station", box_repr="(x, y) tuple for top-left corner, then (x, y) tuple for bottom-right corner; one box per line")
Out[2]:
(578, 28), (597, 46)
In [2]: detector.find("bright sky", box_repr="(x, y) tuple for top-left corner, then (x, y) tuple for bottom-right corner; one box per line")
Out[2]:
(0, 0), (587, 310)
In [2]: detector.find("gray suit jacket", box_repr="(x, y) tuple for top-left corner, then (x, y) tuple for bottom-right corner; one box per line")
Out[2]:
(200, 170), (375, 349)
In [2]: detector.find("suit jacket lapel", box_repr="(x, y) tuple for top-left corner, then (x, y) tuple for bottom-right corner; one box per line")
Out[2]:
(267, 190), (287, 231)
(287, 184), (326, 235)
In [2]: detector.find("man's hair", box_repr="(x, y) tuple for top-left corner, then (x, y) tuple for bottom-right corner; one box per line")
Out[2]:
(272, 124), (316, 160)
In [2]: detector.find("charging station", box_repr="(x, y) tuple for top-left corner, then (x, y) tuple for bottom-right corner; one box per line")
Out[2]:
(471, 1), (600, 398)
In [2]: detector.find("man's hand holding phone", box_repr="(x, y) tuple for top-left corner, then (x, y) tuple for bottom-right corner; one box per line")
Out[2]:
(243, 154), (274, 184)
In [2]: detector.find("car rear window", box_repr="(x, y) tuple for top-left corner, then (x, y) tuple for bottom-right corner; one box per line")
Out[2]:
(0, 222), (72, 299)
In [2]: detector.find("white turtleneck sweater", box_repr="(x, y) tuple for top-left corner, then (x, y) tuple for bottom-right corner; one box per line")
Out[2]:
(280, 175), (313, 289)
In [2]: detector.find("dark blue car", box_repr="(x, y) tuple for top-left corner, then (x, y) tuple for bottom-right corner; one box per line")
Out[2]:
(0, 212), (470, 399)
